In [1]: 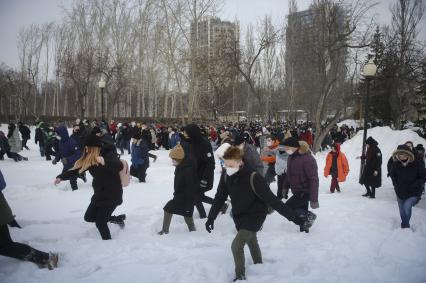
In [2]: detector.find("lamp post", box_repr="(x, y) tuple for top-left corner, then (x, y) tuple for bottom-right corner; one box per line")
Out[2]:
(98, 77), (106, 121)
(359, 58), (377, 182)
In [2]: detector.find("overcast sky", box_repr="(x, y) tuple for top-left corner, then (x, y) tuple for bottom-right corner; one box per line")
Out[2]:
(0, 0), (425, 69)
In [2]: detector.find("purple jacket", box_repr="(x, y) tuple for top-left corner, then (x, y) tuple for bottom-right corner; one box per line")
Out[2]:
(284, 141), (319, 202)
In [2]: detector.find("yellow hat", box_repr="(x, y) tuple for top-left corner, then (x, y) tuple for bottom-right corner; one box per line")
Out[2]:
(169, 144), (185, 160)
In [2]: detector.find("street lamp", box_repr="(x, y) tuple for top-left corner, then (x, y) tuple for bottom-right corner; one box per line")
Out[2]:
(98, 76), (106, 120)
(359, 58), (377, 182)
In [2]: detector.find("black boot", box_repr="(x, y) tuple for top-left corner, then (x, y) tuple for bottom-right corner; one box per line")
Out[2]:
(232, 275), (246, 282)
(369, 187), (376, 199)
(110, 214), (126, 228)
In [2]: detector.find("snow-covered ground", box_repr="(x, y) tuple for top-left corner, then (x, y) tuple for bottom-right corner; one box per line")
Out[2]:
(1, 125), (426, 283)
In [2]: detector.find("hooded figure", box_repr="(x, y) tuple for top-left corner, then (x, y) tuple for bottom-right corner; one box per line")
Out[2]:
(182, 124), (215, 218)
(7, 124), (21, 154)
(324, 143), (349, 193)
(390, 144), (426, 228)
(360, 136), (382, 198)
(53, 125), (81, 191)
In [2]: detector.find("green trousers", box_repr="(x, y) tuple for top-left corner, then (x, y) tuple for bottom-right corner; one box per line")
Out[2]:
(231, 229), (262, 278)
(161, 211), (195, 233)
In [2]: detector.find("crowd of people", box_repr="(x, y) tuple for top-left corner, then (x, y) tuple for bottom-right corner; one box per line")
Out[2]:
(1, 118), (425, 281)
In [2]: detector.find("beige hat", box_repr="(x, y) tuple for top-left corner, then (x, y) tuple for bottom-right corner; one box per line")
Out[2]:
(169, 144), (185, 160)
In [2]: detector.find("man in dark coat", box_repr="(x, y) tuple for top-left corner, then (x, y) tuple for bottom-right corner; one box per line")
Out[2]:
(158, 144), (197, 234)
(18, 122), (31, 150)
(282, 137), (319, 232)
(205, 147), (315, 282)
(53, 125), (82, 191)
(182, 124), (215, 218)
(360, 136), (382, 198)
(35, 121), (47, 157)
(390, 145), (426, 228)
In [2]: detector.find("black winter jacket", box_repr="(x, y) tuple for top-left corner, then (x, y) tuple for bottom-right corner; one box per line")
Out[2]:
(163, 158), (197, 217)
(390, 158), (426, 199)
(58, 154), (123, 207)
(208, 165), (297, 232)
(360, 144), (382, 188)
(182, 124), (215, 192)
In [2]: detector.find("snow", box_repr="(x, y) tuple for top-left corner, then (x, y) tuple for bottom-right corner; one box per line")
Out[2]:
(337, 119), (359, 129)
(1, 125), (426, 283)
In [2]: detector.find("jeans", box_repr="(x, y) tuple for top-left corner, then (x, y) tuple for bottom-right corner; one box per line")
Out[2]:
(397, 196), (419, 228)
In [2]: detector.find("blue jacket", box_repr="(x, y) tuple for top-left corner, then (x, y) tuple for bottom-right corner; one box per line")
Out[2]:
(169, 132), (181, 149)
(0, 170), (6, 192)
(55, 125), (82, 170)
(131, 140), (149, 167)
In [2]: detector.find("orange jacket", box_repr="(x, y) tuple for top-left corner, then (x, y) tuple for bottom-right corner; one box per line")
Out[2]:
(324, 147), (349, 182)
(261, 140), (280, 164)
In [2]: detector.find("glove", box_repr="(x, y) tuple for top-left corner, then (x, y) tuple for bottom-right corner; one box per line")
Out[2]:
(8, 218), (22, 229)
(310, 201), (319, 209)
(61, 157), (68, 165)
(205, 218), (214, 233)
(282, 189), (289, 199)
(200, 179), (208, 189)
(52, 159), (57, 165)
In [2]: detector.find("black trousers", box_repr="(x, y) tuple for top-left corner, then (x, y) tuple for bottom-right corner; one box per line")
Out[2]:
(84, 202), (117, 240)
(195, 193), (214, 218)
(285, 192), (310, 216)
(130, 164), (148, 182)
(276, 173), (286, 199)
(22, 139), (29, 150)
(0, 224), (49, 265)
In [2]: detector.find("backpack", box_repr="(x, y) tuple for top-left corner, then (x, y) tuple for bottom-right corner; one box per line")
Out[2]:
(119, 159), (131, 187)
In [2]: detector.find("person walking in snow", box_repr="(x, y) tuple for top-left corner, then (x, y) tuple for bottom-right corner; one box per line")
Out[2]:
(274, 140), (289, 199)
(389, 145), (426, 229)
(54, 134), (126, 240)
(130, 131), (150, 183)
(0, 170), (59, 269)
(261, 135), (280, 185)
(324, 143), (349, 193)
(359, 137), (382, 198)
(205, 146), (316, 282)
(181, 124), (215, 219)
(282, 137), (319, 232)
(7, 123), (28, 162)
(18, 121), (31, 150)
(158, 144), (197, 235)
(52, 125), (81, 191)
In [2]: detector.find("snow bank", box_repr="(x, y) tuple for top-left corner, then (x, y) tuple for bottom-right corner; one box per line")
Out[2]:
(0, 125), (426, 283)
(337, 119), (359, 129)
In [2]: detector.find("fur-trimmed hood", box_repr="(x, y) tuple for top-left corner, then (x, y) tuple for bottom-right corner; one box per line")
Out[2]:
(392, 146), (415, 163)
(297, 141), (311, 155)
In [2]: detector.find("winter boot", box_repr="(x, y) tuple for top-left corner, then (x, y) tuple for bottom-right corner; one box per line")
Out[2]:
(158, 211), (172, 235)
(110, 214), (126, 228)
(46, 253), (59, 270)
(232, 275), (246, 282)
(300, 211), (317, 233)
(369, 187), (376, 199)
(184, 216), (196, 232)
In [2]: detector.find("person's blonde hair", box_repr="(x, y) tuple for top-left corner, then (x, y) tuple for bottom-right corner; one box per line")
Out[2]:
(71, 146), (101, 173)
